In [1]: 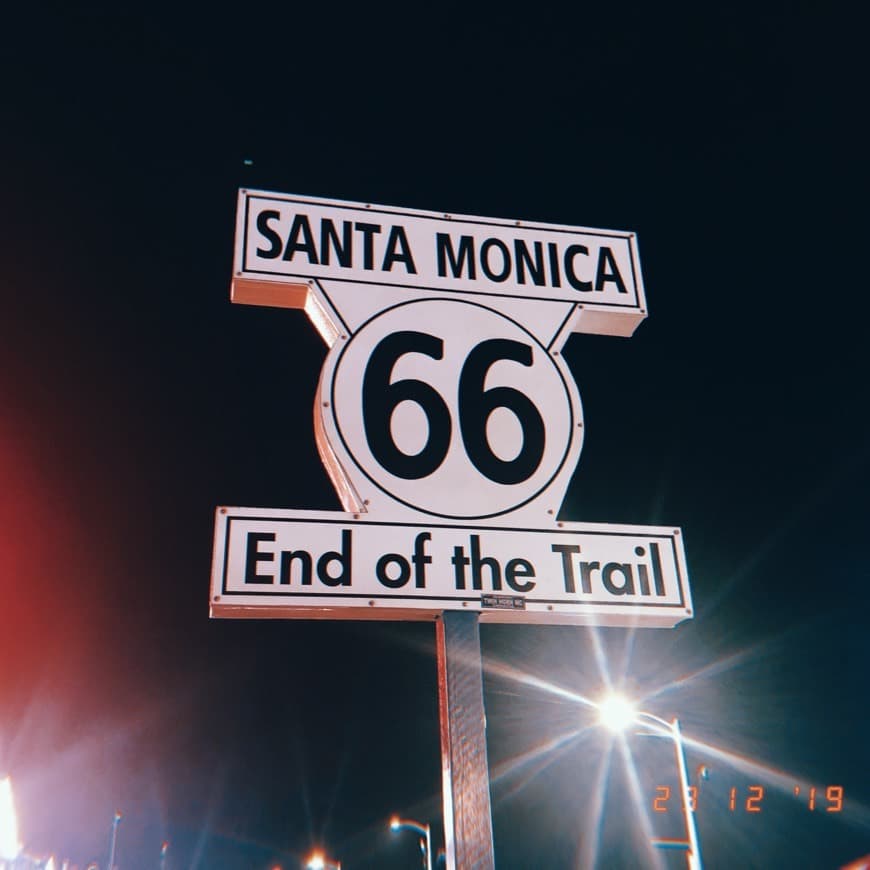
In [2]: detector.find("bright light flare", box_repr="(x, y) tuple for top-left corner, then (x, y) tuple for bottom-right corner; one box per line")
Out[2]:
(0, 776), (22, 861)
(306, 852), (326, 870)
(597, 693), (637, 733)
(390, 815), (400, 831)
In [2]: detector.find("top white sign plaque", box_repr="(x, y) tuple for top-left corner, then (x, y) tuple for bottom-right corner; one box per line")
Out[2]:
(234, 190), (648, 338)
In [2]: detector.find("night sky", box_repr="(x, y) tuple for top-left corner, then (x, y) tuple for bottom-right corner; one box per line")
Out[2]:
(1, 4), (868, 868)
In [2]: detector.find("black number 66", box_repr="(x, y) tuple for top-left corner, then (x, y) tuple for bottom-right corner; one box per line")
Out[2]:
(362, 331), (546, 485)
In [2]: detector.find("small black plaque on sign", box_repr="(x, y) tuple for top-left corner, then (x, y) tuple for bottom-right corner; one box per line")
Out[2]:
(481, 594), (526, 610)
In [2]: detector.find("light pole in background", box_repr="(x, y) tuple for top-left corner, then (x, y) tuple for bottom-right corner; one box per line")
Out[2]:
(597, 695), (703, 870)
(390, 815), (433, 870)
(106, 811), (122, 870)
(159, 840), (169, 870)
(305, 849), (341, 870)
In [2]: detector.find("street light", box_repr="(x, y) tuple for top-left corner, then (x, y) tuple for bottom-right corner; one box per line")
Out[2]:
(597, 694), (637, 733)
(597, 694), (703, 870)
(390, 815), (432, 870)
(305, 849), (341, 870)
(107, 811), (122, 870)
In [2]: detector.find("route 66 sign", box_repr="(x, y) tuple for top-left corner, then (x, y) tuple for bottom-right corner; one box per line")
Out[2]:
(211, 191), (693, 628)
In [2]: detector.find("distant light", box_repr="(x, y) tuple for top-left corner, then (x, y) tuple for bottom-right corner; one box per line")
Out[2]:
(390, 815), (400, 830)
(243, 158), (254, 166)
(597, 693), (637, 733)
(306, 853), (326, 870)
(0, 776), (22, 861)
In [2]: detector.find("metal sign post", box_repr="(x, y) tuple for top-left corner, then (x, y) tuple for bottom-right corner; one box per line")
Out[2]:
(212, 189), (693, 866)
(437, 611), (495, 869)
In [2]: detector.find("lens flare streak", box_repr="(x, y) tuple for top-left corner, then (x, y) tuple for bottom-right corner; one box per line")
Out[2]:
(490, 727), (588, 788)
(482, 657), (598, 709)
(615, 738), (667, 870)
(577, 740), (614, 870)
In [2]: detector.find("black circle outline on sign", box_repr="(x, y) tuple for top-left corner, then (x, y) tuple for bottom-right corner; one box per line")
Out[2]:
(330, 297), (578, 520)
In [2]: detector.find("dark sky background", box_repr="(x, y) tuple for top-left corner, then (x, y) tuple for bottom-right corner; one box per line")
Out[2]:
(1, 4), (868, 868)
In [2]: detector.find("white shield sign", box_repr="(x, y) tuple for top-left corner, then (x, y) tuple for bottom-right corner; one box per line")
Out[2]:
(213, 189), (692, 628)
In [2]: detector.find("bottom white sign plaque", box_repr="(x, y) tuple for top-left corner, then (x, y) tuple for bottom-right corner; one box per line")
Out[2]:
(211, 508), (692, 628)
